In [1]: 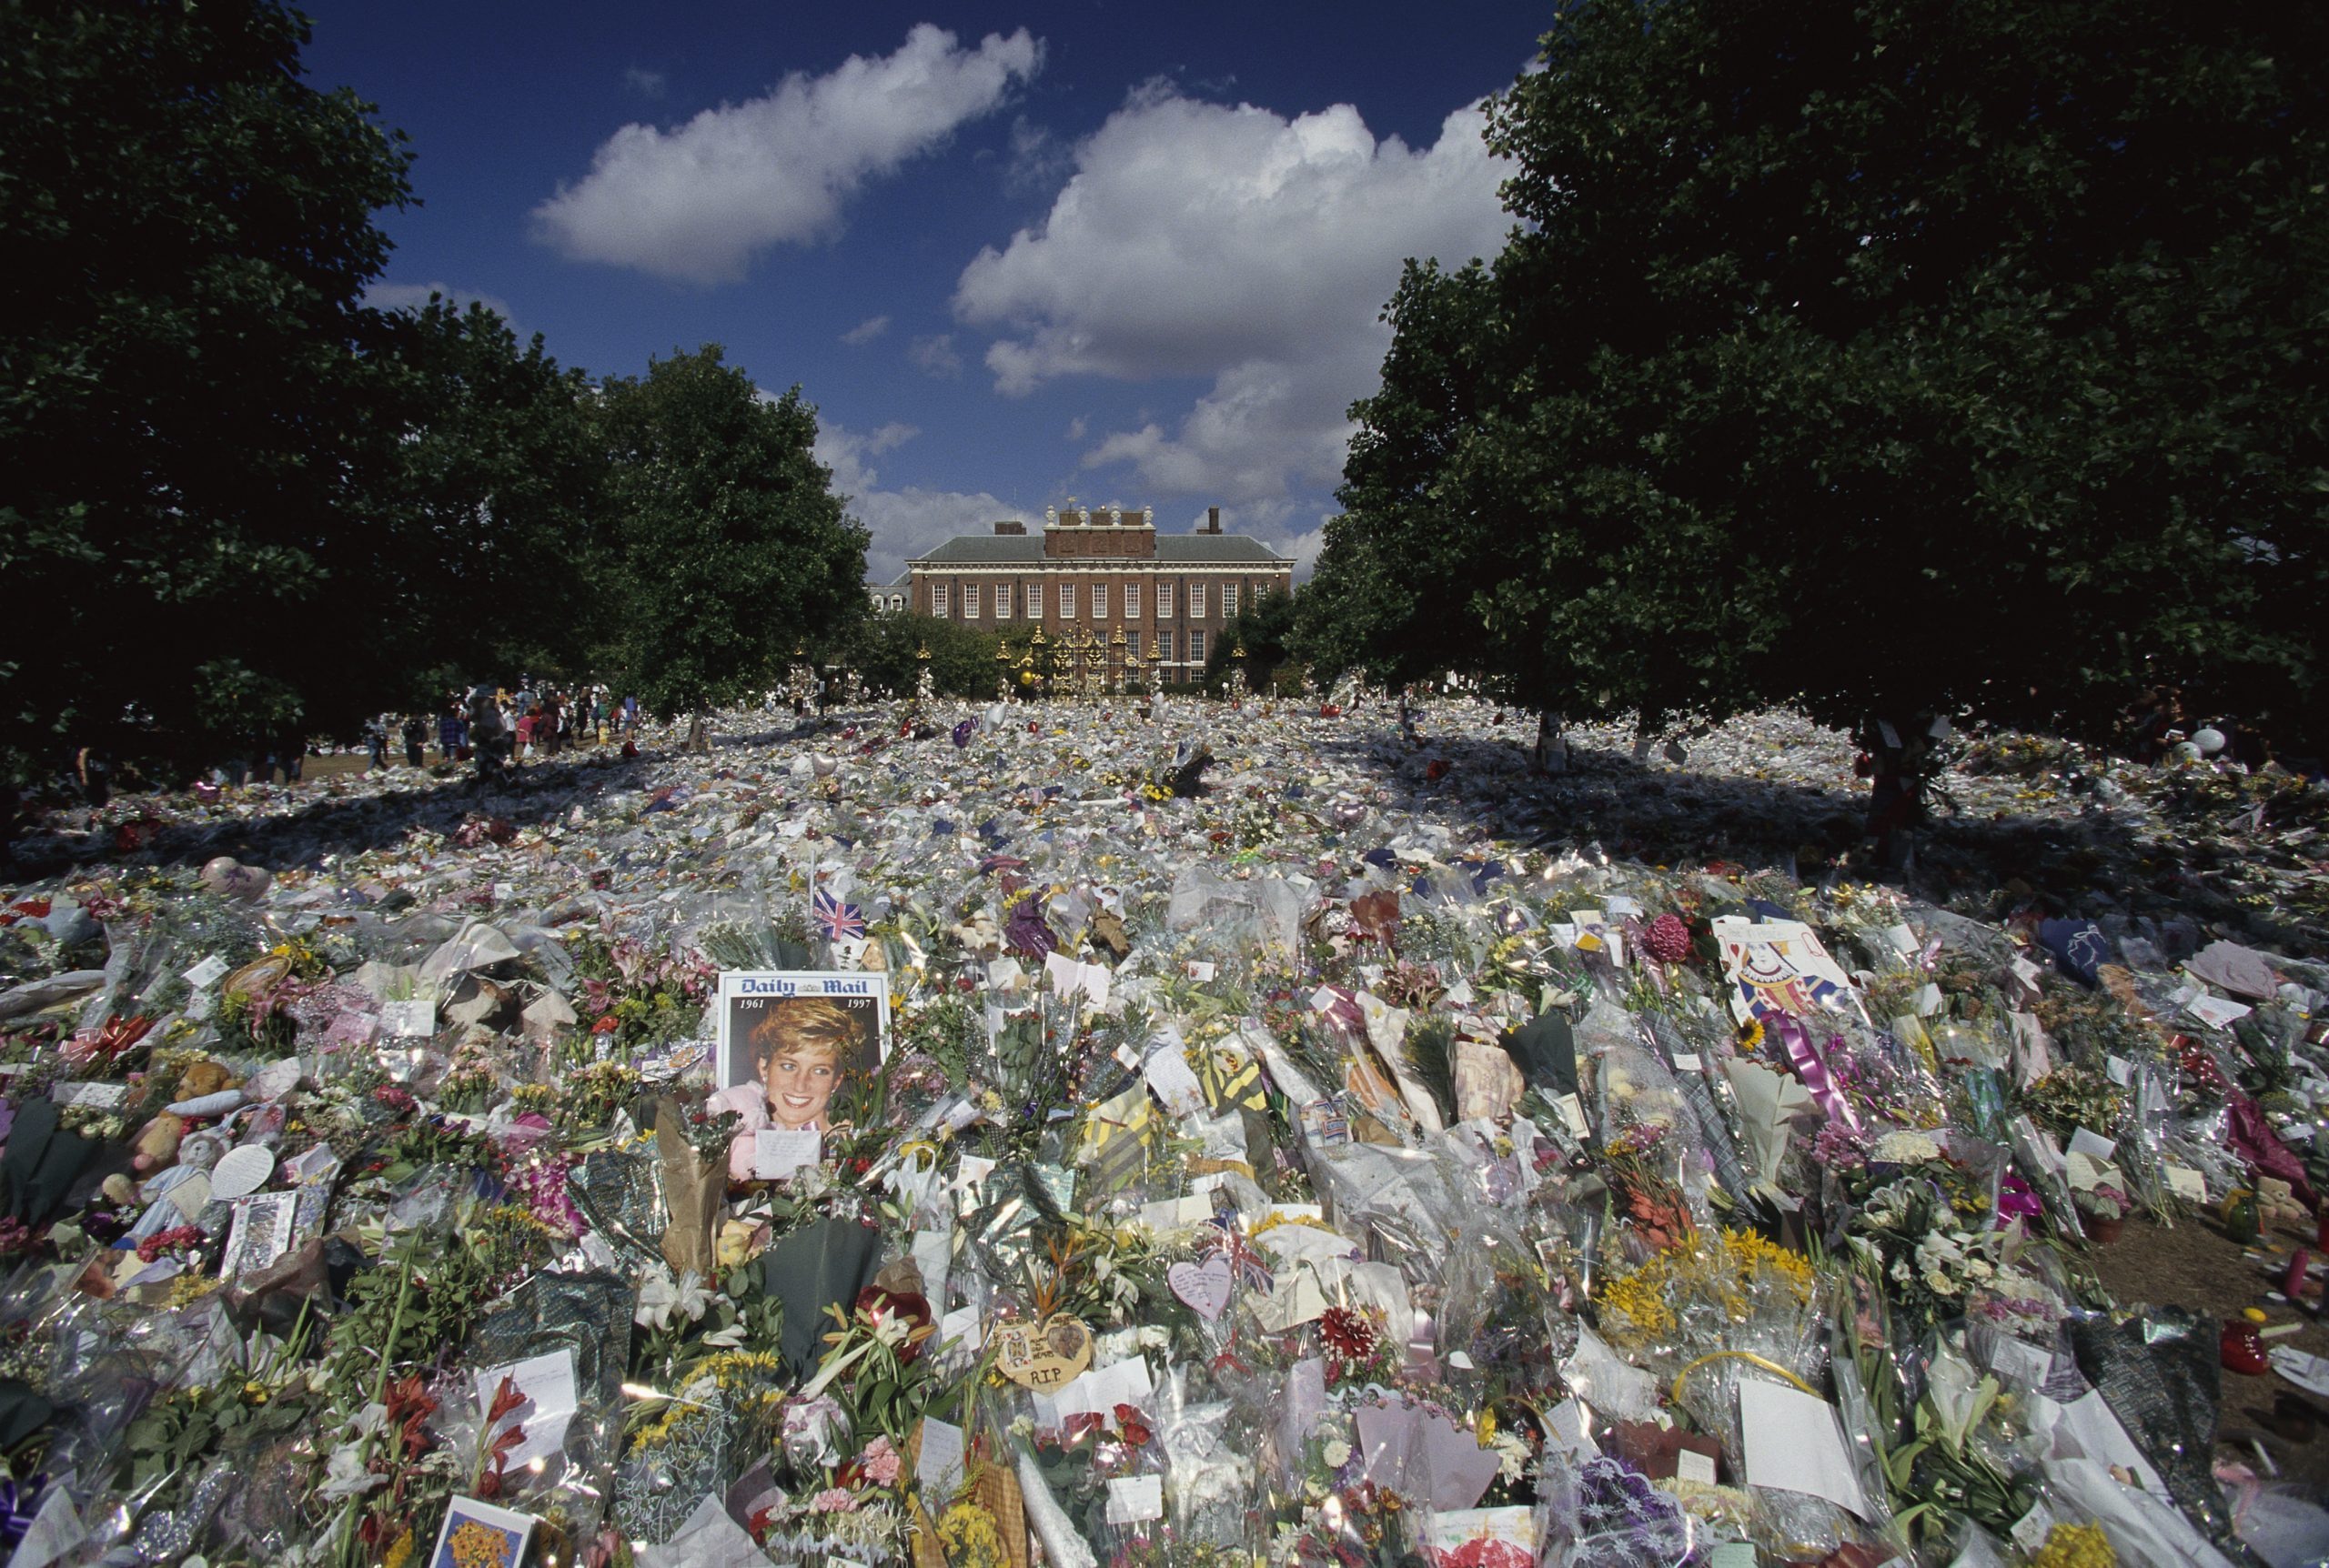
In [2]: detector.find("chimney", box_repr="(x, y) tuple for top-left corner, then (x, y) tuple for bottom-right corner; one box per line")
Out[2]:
(993, 520), (1025, 536)
(1205, 506), (1222, 534)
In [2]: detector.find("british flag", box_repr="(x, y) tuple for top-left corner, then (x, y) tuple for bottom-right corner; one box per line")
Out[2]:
(812, 885), (866, 942)
(1205, 1221), (1276, 1292)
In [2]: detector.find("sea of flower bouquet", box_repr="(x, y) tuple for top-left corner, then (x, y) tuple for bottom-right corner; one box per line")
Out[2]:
(0, 697), (2314, 1568)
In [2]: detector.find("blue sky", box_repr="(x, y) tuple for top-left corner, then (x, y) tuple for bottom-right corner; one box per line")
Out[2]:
(301, 2), (1549, 581)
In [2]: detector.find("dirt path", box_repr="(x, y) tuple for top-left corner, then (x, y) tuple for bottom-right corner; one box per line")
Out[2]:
(2090, 1211), (2329, 1483)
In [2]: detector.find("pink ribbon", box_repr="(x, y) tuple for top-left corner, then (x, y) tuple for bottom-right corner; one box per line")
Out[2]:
(1771, 1014), (1860, 1131)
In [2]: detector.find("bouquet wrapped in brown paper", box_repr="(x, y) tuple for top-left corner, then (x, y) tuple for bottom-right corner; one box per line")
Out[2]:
(655, 1095), (728, 1279)
(903, 1420), (1028, 1568)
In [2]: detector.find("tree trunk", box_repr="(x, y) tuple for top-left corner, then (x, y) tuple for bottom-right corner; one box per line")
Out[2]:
(686, 711), (710, 754)
(1863, 712), (1946, 866)
(1531, 711), (1568, 775)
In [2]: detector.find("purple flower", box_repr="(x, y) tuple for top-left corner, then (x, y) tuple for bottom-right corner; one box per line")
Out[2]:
(1996, 1172), (2043, 1227)
(507, 1156), (583, 1240)
(1574, 1455), (1689, 1556)
(1810, 1120), (1870, 1172)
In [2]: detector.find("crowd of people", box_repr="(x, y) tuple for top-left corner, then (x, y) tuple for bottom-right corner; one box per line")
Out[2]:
(35, 673), (2320, 819)
(243, 681), (645, 790)
(411, 680), (640, 778)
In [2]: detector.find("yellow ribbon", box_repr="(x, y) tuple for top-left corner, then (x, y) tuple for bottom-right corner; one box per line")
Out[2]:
(1669, 1351), (1818, 1404)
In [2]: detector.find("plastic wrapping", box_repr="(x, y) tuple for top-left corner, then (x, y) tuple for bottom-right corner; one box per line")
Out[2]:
(2066, 1308), (2230, 1542)
(0, 695), (2314, 1564)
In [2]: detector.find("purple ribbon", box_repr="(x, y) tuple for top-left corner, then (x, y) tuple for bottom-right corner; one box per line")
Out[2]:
(1770, 1014), (1860, 1131)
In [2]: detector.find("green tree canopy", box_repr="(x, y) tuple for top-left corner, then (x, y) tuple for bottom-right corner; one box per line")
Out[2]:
(593, 348), (869, 717)
(847, 613), (1008, 701)
(1204, 588), (1300, 692)
(0, 0), (414, 778)
(355, 297), (606, 706)
(1310, 0), (2329, 754)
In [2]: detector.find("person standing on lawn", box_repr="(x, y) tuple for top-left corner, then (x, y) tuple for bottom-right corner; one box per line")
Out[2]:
(274, 719), (306, 783)
(467, 685), (507, 779)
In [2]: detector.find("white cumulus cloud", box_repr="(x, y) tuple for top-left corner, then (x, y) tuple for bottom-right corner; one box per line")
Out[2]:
(536, 25), (1042, 285)
(951, 82), (1509, 539)
(817, 419), (1015, 584)
(841, 314), (892, 345)
(910, 334), (965, 378)
(1281, 520), (1333, 582)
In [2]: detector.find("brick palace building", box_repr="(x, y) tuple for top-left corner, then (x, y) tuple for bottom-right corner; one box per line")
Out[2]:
(871, 505), (1293, 681)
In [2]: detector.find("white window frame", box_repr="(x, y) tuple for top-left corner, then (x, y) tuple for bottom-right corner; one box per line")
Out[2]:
(1190, 585), (1207, 618)
(994, 584), (1011, 619)
(1189, 629), (1207, 663)
(1223, 583), (1239, 618)
(1125, 629), (1142, 658)
(931, 584), (949, 617)
(1124, 583), (1141, 619)
(1156, 629), (1174, 660)
(888, 594), (903, 611)
(1157, 584), (1175, 618)
(1060, 582), (1076, 618)
(963, 584), (980, 618)
(1092, 583), (1108, 618)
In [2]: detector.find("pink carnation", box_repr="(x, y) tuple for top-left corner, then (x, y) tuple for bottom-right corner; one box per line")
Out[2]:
(811, 1487), (859, 1514)
(858, 1435), (902, 1487)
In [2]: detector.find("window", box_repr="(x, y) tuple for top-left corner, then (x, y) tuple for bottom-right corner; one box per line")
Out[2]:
(1124, 629), (1141, 658)
(1124, 583), (1141, 618)
(1157, 584), (1175, 618)
(1023, 582), (1040, 619)
(1223, 583), (1239, 618)
(1190, 585), (1207, 618)
(1156, 630), (1174, 660)
(889, 594), (903, 611)
(994, 584), (1012, 619)
(1060, 583), (1076, 618)
(1092, 583), (1108, 618)
(932, 584), (949, 617)
(964, 585), (981, 618)
(1189, 629), (1206, 663)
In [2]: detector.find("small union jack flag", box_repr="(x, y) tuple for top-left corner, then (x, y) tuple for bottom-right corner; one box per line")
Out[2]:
(1205, 1221), (1276, 1292)
(812, 885), (865, 942)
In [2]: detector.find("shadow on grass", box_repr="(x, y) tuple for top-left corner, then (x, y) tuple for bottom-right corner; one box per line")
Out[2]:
(1292, 724), (2247, 939)
(9, 750), (663, 877)
(6, 709), (872, 879)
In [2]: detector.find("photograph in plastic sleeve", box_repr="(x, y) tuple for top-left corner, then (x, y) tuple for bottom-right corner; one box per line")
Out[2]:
(428, 1493), (535, 1567)
(713, 971), (889, 1164)
(218, 1191), (297, 1279)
